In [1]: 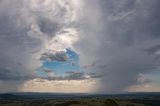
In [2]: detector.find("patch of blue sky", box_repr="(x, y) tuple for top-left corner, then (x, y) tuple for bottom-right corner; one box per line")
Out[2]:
(42, 48), (80, 74)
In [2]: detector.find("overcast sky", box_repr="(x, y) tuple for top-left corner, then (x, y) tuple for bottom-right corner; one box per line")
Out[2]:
(0, 0), (160, 93)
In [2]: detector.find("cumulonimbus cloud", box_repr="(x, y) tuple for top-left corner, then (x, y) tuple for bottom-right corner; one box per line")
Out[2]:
(0, 0), (160, 93)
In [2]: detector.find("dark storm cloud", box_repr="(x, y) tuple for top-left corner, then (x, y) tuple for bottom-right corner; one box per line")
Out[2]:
(75, 0), (160, 93)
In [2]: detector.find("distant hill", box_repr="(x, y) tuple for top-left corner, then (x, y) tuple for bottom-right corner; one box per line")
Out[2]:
(0, 92), (160, 100)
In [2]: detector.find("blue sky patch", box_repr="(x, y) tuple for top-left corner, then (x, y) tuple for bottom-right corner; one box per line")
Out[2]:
(42, 49), (80, 75)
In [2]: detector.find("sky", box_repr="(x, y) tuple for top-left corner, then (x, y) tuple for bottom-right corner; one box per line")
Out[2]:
(0, 0), (160, 93)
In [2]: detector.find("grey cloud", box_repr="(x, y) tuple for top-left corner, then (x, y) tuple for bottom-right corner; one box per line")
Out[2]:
(81, 61), (107, 69)
(65, 71), (87, 80)
(64, 71), (101, 80)
(137, 74), (152, 84)
(0, 67), (37, 81)
(38, 67), (93, 80)
(40, 71), (100, 81)
(142, 44), (160, 55)
(0, 0), (77, 92)
(66, 72), (101, 80)
(88, 72), (102, 79)
(40, 51), (68, 62)
(74, 0), (160, 93)
(0, 80), (23, 93)
(38, 17), (62, 36)
(0, 0), (40, 82)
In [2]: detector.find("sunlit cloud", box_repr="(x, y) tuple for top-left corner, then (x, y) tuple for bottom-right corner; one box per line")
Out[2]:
(20, 78), (96, 93)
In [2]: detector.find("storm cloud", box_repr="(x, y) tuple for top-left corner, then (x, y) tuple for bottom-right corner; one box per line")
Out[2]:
(74, 0), (160, 93)
(0, 0), (160, 93)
